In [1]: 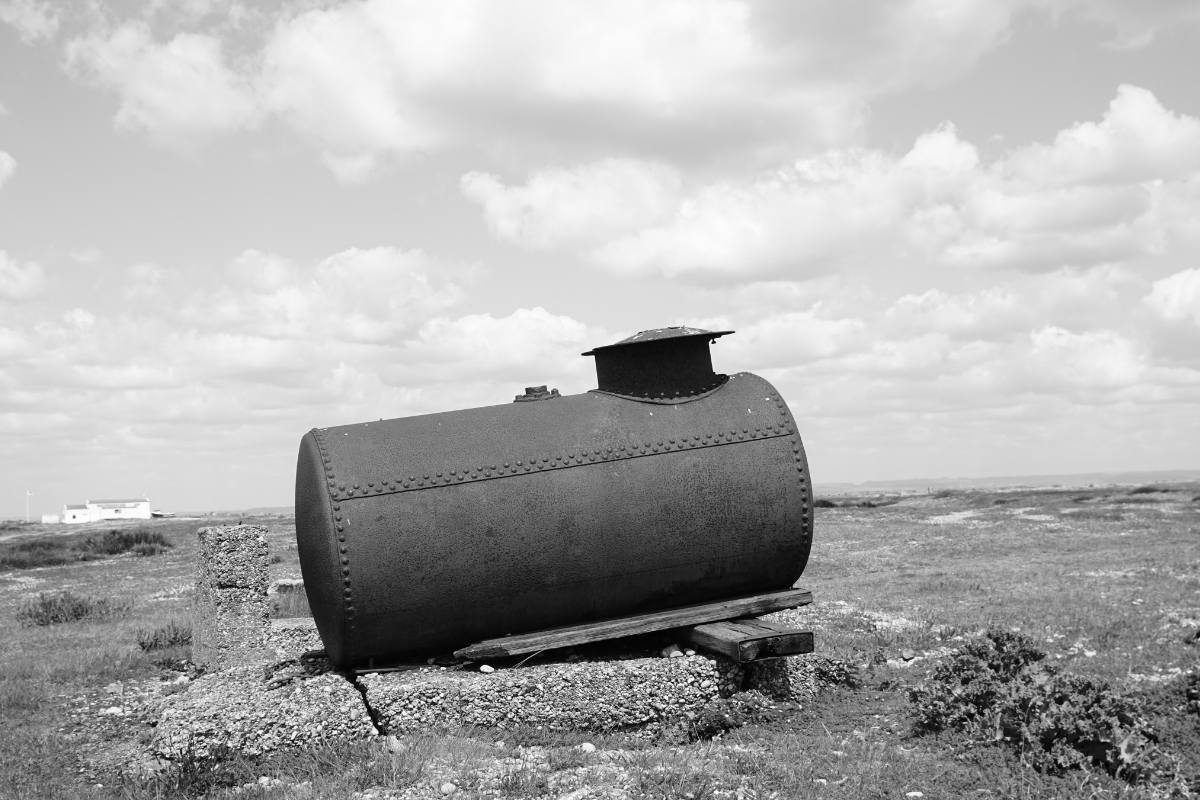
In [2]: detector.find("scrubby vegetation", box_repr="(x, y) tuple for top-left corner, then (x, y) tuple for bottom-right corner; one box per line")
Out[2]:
(0, 527), (172, 569)
(269, 587), (312, 619)
(1, 492), (1197, 799)
(16, 591), (134, 627)
(909, 630), (1194, 790)
(78, 528), (172, 558)
(136, 620), (192, 652)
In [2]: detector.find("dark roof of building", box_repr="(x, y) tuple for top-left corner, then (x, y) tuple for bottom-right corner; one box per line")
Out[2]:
(87, 498), (149, 505)
(64, 504), (87, 510)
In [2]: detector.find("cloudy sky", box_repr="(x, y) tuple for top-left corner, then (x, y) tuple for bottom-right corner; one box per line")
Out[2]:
(2, 1), (1199, 517)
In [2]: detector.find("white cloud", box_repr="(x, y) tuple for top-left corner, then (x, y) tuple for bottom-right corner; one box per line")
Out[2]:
(397, 307), (600, 383)
(0, 149), (14, 187)
(37, 1), (1200, 186)
(1049, 0), (1200, 49)
(884, 267), (1137, 340)
(0, 326), (30, 359)
(461, 159), (683, 249)
(251, 0), (1029, 177)
(456, 88), (1200, 280)
(64, 21), (259, 143)
(1005, 85), (1200, 187)
(0, 251), (45, 301)
(1146, 268), (1200, 325)
(587, 126), (980, 278)
(194, 246), (464, 344)
(0, 0), (59, 43)
(703, 310), (866, 370)
(1024, 326), (1145, 391)
(62, 308), (96, 330)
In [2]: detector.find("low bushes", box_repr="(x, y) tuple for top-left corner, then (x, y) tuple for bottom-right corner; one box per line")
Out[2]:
(0, 527), (172, 570)
(77, 528), (171, 558)
(908, 630), (1182, 786)
(137, 620), (193, 651)
(16, 591), (133, 627)
(0, 540), (75, 569)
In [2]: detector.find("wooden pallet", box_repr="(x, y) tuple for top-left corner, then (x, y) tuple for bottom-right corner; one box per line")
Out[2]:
(454, 585), (812, 660)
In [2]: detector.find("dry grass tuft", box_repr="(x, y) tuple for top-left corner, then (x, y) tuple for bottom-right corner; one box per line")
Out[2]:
(16, 591), (133, 627)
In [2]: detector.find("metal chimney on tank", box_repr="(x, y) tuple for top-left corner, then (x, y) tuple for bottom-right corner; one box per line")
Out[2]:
(295, 326), (813, 669)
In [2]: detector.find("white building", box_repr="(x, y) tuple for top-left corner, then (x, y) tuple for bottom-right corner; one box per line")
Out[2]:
(61, 498), (152, 524)
(62, 504), (90, 523)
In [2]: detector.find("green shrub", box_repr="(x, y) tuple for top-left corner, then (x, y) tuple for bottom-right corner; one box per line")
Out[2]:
(16, 591), (133, 626)
(76, 528), (171, 557)
(0, 540), (74, 569)
(909, 630), (1170, 783)
(137, 620), (193, 651)
(813, 498), (837, 508)
(0, 528), (174, 571)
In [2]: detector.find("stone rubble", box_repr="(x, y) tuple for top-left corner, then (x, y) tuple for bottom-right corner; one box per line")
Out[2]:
(152, 662), (376, 759)
(362, 654), (732, 735)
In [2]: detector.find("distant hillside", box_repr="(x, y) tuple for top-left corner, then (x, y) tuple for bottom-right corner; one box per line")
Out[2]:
(814, 468), (1200, 495)
(175, 506), (293, 518)
(171, 469), (1200, 515)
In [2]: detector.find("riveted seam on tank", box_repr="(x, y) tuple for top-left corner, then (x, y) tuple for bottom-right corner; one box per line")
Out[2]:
(322, 426), (798, 500)
(312, 428), (337, 491)
(311, 428), (357, 634)
(587, 373), (730, 404)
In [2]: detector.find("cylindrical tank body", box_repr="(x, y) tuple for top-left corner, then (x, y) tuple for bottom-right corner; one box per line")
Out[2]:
(296, 330), (813, 668)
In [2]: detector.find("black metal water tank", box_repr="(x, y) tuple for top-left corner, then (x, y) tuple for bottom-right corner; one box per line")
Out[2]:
(295, 327), (813, 668)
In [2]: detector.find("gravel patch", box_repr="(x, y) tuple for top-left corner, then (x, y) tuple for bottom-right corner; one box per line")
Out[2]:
(267, 617), (323, 658)
(153, 662), (375, 758)
(361, 655), (730, 735)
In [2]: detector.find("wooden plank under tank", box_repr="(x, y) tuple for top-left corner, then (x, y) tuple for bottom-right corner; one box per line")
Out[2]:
(684, 618), (814, 662)
(453, 585), (812, 660)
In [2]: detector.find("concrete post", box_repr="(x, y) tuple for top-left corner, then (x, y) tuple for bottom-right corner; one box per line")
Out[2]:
(193, 525), (270, 670)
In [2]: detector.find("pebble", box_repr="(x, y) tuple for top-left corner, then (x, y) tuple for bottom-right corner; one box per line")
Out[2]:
(479, 664), (495, 674)
(900, 649), (916, 661)
(906, 792), (924, 798)
(439, 781), (457, 795)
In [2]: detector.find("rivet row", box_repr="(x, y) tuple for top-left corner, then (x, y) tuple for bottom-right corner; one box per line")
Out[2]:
(327, 424), (795, 499)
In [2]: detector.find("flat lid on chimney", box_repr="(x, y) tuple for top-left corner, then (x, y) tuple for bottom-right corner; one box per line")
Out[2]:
(581, 326), (733, 356)
(583, 326), (734, 400)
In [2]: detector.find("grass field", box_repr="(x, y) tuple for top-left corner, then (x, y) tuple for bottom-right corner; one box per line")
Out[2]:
(0, 485), (1196, 799)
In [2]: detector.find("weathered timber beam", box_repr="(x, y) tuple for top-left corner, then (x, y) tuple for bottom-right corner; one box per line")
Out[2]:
(683, 618), (814, 662)
(453, 586), (813, 660)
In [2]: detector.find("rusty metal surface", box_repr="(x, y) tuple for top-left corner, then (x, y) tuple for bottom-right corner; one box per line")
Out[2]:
(581, 326), (734, 351)
(513, 385), (561, 402)
(583, 326), (734, 400)
(296, 370), (813, 669)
